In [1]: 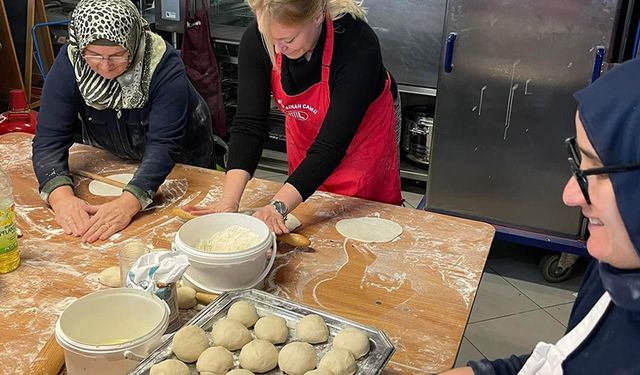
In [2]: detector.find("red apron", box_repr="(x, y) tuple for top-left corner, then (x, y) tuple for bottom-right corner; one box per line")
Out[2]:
(271, 17), (401, 205)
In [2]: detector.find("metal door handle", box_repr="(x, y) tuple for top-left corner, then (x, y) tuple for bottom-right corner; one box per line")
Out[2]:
(591, 46), (605, 82)
(444, 32), (458, 73)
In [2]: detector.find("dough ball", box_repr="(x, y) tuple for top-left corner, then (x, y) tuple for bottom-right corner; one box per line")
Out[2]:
(278, 342), (317, 375)
(226, 370), (254, 375)
(318, 348), (356, 375)
(227, 301), (259, 327)
(172, 325), (210, 363)
(254, 315), (289, 344)
(177, 286), (197, 309)
(212, 319), (253, 351)
(332, 327), (370, 359)
(296, 314), (329, 344)
(98, 266), (121, 287)
(238, 339), (279, 373)
(304, 369), (334, 375)
(196, 346), (234, 374)
(150, 359), (189, 375)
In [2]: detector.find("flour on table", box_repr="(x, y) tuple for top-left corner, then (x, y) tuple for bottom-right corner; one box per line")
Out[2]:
(335, 217), (403, 243)
(88, 173), (133, 196)
(196, 225), (260, 253)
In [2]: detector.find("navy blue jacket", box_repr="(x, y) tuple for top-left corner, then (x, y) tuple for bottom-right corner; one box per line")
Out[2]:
(469, 260), (640, 374)
(32, 43), (215, 206)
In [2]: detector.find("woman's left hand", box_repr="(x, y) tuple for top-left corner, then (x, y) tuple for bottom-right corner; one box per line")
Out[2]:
(253, 205), (290, 235)
(81, 192), (141, 243)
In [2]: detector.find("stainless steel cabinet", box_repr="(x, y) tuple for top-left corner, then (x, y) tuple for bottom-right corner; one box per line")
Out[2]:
(426, 0), (622, 237)
(365, 0), (447, 89)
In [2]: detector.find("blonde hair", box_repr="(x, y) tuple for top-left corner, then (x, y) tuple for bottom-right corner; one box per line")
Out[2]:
(247, 0), (367, 65)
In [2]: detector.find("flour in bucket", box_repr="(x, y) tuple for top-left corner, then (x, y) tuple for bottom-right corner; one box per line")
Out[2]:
(196, 225), (260, 253)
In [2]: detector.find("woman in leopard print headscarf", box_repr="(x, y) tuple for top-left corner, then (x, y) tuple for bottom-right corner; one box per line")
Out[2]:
(67, 0), (166, 109)
(32, 0), (217, 243)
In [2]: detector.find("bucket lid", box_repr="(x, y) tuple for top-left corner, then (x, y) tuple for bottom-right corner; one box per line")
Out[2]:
(55, 288), (169, 353)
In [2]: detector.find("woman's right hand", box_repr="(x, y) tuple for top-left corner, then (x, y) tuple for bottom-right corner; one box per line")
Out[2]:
(182, 197), (240, 216)
(49, 186), (97, 236)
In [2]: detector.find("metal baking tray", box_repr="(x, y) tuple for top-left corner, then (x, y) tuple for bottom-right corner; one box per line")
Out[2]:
(128, 289), (395, 374)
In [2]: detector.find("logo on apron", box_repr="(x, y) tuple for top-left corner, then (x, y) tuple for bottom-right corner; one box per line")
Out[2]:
(278, 99), (318, 122)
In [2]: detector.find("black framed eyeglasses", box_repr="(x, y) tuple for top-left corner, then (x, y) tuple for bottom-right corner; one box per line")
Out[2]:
(565, 136), (640, 204)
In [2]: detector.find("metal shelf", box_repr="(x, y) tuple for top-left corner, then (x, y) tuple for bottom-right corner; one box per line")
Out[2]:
(400, 159), (428, 181)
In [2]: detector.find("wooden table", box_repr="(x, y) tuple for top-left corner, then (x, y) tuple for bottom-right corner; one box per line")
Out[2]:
(0, 132), (494, 374)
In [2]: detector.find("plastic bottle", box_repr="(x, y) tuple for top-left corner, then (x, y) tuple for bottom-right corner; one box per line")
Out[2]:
(0, 169), (19, 273)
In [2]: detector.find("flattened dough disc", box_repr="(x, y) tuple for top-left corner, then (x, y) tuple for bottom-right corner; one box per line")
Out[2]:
(88, 173), (133, 196)
(335, 217), (403, 243)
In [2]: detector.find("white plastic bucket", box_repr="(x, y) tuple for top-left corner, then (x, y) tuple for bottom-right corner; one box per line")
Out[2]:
(55, 288), (169, 375)
(173, 213), (277, 293)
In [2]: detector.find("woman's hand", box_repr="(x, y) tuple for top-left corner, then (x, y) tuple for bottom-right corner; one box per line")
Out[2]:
(182, 197), (239, 216)
(50, 186), (97, 236)
(253, 204), (290, 235)
(81, 192), (141, 243)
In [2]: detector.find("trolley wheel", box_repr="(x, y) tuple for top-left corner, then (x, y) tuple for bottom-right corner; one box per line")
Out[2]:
(539, 254), (574, 283)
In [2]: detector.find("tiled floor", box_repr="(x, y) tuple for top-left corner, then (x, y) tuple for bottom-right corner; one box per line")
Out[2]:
(456, 244), (584, 368)
(255, 167), (586, 370)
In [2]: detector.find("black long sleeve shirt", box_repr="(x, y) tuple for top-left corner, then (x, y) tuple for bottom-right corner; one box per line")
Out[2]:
(227, 15), (396, 200)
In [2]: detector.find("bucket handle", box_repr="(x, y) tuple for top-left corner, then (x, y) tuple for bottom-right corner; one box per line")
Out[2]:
(241, 234), (278, 290)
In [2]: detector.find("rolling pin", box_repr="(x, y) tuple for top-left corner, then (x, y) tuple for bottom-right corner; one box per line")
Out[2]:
(172, 208), (311, 248)
(73, 169), (127, 189)
(28, 333), (65, 375)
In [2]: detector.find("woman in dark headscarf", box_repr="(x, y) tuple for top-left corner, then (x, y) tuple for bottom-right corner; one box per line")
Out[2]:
(32, 0), (216, 243)
(441, 58), (640, 374)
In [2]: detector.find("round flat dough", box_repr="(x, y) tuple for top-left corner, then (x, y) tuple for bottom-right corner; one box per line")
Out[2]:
(254, 315), (289, 344)
(318, 348), (356, 375)
(227, 369), (254, 375)
(335, 217), (403, 243)
(212, 319), (253, 350)
(177, 286), (197, 309)
(197, 346), (234, 374)
(172, 325), (209, 363)
(333, 328), (370, 359)
(278, 341), (317, 375)
(227, 301), (259, 327)
(238, 339), (279, 373)
(150, 359), (189, 375)
(295, 315), (329, 344)
(88, 173), (133, 196)
(98, 266), (121, 287)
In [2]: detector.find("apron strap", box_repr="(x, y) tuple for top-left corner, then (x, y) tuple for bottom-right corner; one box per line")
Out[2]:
(555, 292), (611, 358)
(320, 15), (334, 84)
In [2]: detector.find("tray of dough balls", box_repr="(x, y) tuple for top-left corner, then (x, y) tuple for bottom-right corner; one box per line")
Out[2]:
(128, 288), (395, 375)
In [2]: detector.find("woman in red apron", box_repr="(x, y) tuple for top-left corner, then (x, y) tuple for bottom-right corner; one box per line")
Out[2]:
(186, 0), (401, 233)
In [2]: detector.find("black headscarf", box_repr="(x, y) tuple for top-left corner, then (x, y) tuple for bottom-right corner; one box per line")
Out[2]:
(574, 58), (640, 310)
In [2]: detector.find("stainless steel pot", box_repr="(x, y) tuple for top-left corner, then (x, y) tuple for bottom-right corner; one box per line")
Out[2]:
(401, 106), (434, 167)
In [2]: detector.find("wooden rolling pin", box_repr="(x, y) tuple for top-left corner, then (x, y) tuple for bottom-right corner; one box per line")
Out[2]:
(173, 208), (311, 248)
(28, 333), (65, 375)
(73, 169), (127, 189)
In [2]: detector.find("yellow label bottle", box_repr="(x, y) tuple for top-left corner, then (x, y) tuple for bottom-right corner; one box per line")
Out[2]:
(0, 170), (19, 273)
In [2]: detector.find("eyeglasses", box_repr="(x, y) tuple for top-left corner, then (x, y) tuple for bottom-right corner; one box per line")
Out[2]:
(82, 54), (130, 64)
(565, 136), (640, 204)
